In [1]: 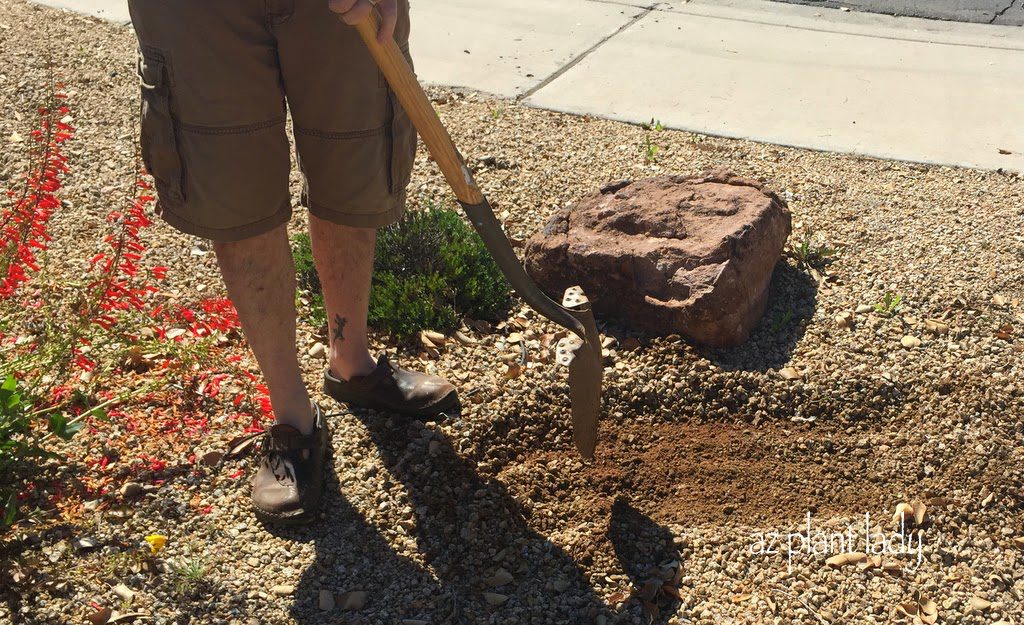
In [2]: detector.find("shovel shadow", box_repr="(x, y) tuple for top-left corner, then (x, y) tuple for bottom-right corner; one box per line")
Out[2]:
(279, 407), (612, 624)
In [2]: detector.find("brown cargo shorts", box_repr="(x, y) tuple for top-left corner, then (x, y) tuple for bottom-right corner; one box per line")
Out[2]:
(127, 0), (417, 241)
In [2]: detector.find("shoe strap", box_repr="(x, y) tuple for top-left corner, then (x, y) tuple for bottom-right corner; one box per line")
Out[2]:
(349, 353), (396, 388)
(223, 405), (325, 459)
(224, 430), (264, 460)
(264, 425), (321, 452)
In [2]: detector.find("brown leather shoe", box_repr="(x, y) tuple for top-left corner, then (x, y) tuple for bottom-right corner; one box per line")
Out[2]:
(250, 405), (329, 525)
(323, 354), (458, 417)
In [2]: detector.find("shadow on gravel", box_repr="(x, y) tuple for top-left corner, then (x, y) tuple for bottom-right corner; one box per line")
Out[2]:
(267, 408), (688, 624)
(609, 497), (682, 625)
(265, 441), (446, 624)
(701, 261), (819, 372)
(323, 409), (610, 624)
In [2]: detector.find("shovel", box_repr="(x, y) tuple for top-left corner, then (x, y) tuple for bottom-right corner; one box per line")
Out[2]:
(352, 10), (602, 458)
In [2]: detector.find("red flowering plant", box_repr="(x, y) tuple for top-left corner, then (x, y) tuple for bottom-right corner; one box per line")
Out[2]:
(0, 92), (83, 521)
(0, 98), (71, 299)
(0, 91), (273, 532)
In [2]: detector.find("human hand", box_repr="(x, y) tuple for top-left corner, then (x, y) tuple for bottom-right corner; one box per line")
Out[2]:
(328, 0), (399, 44)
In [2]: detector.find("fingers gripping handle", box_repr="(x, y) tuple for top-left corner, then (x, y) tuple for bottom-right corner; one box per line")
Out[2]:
(352, 9), (484, 205)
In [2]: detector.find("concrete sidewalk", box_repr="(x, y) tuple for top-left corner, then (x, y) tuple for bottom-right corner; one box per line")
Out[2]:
(30, 0), (1024, 172)
(769, 0), (1024, 26)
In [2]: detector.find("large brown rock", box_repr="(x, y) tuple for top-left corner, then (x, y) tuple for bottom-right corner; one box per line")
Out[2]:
(523, 170), (791, 347)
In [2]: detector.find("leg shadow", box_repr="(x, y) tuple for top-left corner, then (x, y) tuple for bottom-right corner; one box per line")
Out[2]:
(346, 408), (611, 624)
(608, 497), (683, 625)
(272, 453), (446, 624)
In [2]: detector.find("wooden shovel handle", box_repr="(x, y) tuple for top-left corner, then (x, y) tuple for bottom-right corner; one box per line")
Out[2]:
(353, 9), (484, 205)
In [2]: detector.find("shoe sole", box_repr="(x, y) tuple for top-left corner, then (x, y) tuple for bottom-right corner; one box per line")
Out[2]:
(254, 506), (317, 526)
(325, 388), (459, 418)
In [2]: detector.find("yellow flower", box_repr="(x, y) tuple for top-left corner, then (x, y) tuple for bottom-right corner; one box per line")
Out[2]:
(144, 534), (167, 555)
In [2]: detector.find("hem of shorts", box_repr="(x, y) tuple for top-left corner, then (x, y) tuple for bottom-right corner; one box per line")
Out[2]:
(158, 202), (293, 242)
(306, 198), (406, 229)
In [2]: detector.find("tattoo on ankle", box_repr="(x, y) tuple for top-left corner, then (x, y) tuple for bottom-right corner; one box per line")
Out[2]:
(332, 314), (347, 344)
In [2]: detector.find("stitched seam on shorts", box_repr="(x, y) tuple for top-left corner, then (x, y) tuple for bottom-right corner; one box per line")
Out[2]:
(160, 201), (292, 238)
(308, 200), (400, 218)
(294, 125), (387, 140)
(177, 117), (287, 136)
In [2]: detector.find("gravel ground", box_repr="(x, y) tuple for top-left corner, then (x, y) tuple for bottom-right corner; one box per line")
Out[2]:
(2, 1), (1024, 624)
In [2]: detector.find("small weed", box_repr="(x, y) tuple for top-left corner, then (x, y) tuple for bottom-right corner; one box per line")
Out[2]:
(642, 118), (664, 132)
(490, 108), (502, 120)
(874, 292), (904, 316)
(771, 309), (794, 332)
(639, 118), (664, 164)
(171, 553), (209, 595)
(97, 550), (141, 580)
(787, 229), (836, 270)
(642, 135), (660, 164)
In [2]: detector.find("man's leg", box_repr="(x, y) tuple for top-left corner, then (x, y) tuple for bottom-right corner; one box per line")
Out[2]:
(214, 224), (314, 434)
(311, 214), (459, 416)
(308, 214), (378, 381)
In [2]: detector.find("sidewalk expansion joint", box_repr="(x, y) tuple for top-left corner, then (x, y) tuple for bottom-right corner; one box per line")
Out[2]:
(517, 4), (657, 101)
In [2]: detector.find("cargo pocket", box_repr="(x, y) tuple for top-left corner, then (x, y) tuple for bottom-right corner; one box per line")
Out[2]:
(136, 49), (185, 208)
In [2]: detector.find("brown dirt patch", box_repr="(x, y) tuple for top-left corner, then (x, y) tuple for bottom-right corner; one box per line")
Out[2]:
(505, 421), (887, 529)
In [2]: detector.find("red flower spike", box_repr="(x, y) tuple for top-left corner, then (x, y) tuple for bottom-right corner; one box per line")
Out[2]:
(0, 102), (73, 299)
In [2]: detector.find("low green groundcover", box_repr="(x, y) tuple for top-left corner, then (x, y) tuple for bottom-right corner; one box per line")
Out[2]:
(293, 204), (511, 342)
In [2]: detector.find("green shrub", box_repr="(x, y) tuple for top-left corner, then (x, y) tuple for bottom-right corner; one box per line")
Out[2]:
(0, 374), (84, 529)
(293, 232), (327, 328)
(293, 203), (511, 342)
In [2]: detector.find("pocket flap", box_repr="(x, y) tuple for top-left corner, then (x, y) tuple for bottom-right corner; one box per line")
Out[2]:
(136, 48), (170, 90)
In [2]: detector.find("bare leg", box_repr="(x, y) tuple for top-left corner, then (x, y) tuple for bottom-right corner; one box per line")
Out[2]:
(213, 224), (313, 434)
(308, 214), (377, 381)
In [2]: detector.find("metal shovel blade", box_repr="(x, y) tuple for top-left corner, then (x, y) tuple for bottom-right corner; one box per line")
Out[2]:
(559, 287), (602, 458)
(460, 200), (602, 458)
